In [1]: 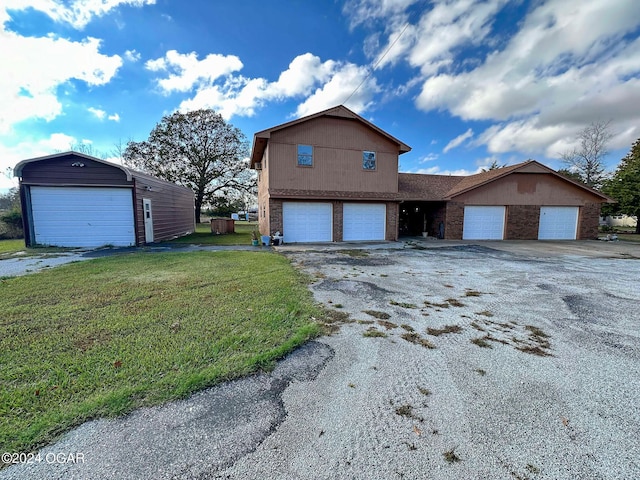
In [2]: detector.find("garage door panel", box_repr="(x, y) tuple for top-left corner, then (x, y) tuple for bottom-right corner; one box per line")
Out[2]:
(538, 206), (578, 240)
(463, 206), (505, 240)
(30, 187), (135, 247)
(343, 203), (386, 241)
(282, 202), (332, 243)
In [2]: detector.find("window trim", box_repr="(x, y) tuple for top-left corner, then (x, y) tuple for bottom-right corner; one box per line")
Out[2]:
(297, 144), (313, 167)
(363, 150), (377, 171)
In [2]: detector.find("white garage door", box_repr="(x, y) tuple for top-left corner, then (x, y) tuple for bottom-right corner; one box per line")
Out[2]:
(343, 203), (386, 241)
(463, 206), (505, 240)
(538, 206), (578, 240)
(30, 186), (135, 247)
(282, 202), (332, 243)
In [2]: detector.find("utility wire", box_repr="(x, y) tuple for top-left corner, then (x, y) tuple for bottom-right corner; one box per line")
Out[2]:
(342, 20), (412, 106)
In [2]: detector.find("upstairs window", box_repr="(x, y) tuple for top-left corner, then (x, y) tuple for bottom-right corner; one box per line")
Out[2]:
(363, 151), (376, 170)
(297, 145), (313, 166)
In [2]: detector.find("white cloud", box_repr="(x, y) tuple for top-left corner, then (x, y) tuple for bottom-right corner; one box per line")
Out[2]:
(0, 28), (122, 133)
(124, 49), (141, 62)
(146, 50), (243, 93)
(88, 107), (106, 119)
(357, 0), (640, 158)
(443, 128), (473, 153)
(108, 113), (120, 122)
(407, 165), (481, 176)
(3, 0), (156, 29)
(419, 153), (439, 163)
(156, 51), (379, 120)
(343, 0), (417, 28)
(295, 63), (379, 117)
(0, 133), (78, 189)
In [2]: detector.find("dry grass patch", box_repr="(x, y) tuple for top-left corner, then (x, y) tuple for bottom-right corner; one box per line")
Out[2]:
(426, 324), (463, 336)
(445, 298), (465, 307)
(390, 300), (418, 309)
(476, 310), (494, 317)
(471, 337), (493, 348)
(362, 310), (391, 320)
(363, 328), (387, 338)
(377, 320), (398, 330)
(401, 332), (436, 349)
(400, 324), (414, 332)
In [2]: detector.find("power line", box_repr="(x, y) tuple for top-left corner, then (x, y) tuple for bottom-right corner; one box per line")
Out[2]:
(342, 20), (412, 106)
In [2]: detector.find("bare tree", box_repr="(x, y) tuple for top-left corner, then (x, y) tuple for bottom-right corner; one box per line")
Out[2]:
(561, 120), (613, 189)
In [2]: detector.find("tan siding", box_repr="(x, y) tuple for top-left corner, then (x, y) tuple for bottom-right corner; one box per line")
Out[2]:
(133, 176), (194, 243)
(454, 174), (603, 205)
(268, 117), (398, 194)
(258, 146), (270, 235)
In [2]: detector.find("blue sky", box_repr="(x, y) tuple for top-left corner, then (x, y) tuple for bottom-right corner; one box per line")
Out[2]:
(2, 0), (640, 193)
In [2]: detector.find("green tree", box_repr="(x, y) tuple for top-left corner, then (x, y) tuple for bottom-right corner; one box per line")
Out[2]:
(123, 109), (253, 223)
(481, 159), (504, 172)
(556, 168), (585, 183)
(560, 120), (613, 189)
(602, 138), (640, 234)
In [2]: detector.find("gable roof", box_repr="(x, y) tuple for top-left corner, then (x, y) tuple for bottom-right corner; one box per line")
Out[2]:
(14, 151), (193, 193)
(250, 105), (411, 166)
(14, 151), (134, 181)
(443, 159), (614, 202)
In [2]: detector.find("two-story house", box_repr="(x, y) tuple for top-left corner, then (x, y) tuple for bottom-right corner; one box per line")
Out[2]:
(251, 106), (613, 242)
(251, 105), (410, 243)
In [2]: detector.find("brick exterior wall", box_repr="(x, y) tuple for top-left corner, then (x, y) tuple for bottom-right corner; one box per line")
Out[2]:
(506, 205), (540, 239)
(578, 203), (601, 239)
(444, 202), (464, 239)
(333, 201), (343, 242)
(386, 202), (399, 241)
(268, 199), (283, 236)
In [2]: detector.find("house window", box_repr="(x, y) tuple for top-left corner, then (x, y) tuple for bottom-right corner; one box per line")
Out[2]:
(363, 151), (376, 170)
(297, 145), (313, 166)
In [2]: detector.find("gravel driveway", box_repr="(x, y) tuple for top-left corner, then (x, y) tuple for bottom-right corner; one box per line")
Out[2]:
(2, 240), (639, 479)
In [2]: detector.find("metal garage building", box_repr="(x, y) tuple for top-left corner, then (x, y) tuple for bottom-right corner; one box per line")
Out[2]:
(14, 152), (195, 248)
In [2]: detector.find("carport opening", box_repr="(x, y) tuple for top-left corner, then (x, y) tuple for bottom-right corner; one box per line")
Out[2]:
(399, 201), (446, 238)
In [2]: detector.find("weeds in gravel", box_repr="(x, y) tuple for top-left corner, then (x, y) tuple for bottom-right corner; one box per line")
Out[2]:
(362, 310), (391, 319)
(377, 320), (398, 330)
(464, 290), (483, 297)
(390, 300), (418, 309)
(471, 337), (493, 348)
(475, 369), (487, 376)
(400, 324), (414, 332)
(426, 325), (463, 336)
(363, 328), (387, 338)
(401, 332), (436, 349)
(525, 325), (549, 338)
(424, 300), (450, 308)
(340, 249), (369, 257)
(443, 447), (461, 463)
(395, 404), (423, 422)
(526, 464), (540, 474)
(476, 310), (494, 317)
(417, 386), (431, 396)
(334, 304), (344, 308)
(445, 298), (465, 307)
(470, 321), (486, 332)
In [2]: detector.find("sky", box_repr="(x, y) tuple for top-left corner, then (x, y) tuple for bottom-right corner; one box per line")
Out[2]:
(2, 0), (640, 193)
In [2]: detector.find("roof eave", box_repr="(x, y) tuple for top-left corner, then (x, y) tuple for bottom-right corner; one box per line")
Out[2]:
(14, 151), (133, 181)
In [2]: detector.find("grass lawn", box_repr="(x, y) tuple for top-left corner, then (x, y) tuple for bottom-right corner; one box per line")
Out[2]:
(167, 221), (257, 245)
(617, 233), (640, 243)
(0, 250), (321, 456)
(0, 239), (26, 256)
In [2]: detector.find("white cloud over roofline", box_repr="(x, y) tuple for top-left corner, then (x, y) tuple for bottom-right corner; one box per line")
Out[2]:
(147, 50), (379, 119)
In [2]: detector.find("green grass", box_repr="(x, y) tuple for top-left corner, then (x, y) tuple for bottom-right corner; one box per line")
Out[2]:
(617, 233), (640, 243)
(0, 239), (24, 255)
(167, 221), (258, 245)
(0, 250), (321, 455)
(0, 239), (75, 259)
